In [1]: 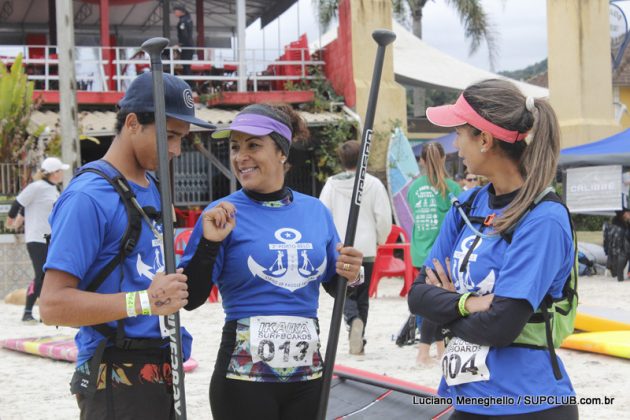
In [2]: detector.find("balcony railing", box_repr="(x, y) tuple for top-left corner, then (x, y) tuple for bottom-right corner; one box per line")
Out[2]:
(0, 162), (27, 197)
(0, 45), (325, 93)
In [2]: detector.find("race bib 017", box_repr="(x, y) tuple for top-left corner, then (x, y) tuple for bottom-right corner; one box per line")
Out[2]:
(441, 337), (491, 386)
(250, 316), (319, 369)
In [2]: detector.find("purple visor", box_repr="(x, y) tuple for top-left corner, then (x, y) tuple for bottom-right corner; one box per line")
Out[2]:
(211, 113), (292, 142)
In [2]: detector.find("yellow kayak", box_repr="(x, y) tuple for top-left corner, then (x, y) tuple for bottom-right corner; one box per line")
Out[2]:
(561, 331), (630, 359)
(574, 305), (630, 332)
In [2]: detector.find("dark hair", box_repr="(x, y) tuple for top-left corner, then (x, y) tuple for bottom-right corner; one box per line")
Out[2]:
(114, 111), (156, 134)
(238, 103), (309, 156)
(337, 140), (360, 169)
(173, 5), (187, 13)
(421, 142), (448, 197)
(462, 79), (560, 234)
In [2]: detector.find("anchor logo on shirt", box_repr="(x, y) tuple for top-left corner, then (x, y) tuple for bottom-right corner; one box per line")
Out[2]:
(136, 221), (165, 281)
(247, 227), (327, 292)
(452, 234), (495, 295)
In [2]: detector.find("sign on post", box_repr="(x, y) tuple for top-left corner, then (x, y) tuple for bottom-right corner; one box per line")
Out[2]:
(566, 165), (623, 213)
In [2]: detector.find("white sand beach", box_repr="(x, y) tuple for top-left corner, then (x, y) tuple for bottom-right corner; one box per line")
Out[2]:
(1, 275), (629, 419)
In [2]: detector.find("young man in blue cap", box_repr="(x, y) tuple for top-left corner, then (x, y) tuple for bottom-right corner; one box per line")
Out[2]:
(40, 72), (214, 419)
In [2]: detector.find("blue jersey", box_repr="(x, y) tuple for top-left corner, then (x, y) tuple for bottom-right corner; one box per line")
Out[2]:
(179, 190), (340, 321)
(44, 171), (192, 366)
(427, 185), (575, 415)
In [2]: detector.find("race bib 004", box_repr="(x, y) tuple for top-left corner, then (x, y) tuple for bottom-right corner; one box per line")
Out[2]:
(441, 337), (491, 386)
(250, 316), (319, 369)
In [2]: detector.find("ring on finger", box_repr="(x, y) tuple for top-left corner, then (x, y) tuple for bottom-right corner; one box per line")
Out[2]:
(343, 263), (350, 271)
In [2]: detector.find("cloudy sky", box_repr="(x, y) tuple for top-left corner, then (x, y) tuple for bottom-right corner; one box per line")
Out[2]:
(246, 0), (630, 73)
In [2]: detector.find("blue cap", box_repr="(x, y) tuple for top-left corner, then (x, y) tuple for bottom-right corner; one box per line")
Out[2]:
(118, 72), (215, 129)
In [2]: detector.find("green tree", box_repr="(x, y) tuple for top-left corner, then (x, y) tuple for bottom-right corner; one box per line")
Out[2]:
(0, 54), (41, 163)
(314, 0), (498, 69)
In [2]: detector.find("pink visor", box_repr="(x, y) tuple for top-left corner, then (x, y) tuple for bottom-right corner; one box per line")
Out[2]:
(426, 95), (528, 143)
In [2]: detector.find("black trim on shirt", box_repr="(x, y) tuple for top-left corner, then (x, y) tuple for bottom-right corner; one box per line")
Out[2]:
(407, 267), (533, 347)
(242, 187), (291, 203)
(445, 297), (533, 347)
(486, 184), (520, 209)
(8, 200), (24, 218)
(183, 237), (221, 311)
(407, 268), (463, 325)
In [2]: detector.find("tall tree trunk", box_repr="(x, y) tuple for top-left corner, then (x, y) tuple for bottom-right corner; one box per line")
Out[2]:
(410, 1), (426, 39)
(412, 7), (423, 39)
(411, 4), (425, 117)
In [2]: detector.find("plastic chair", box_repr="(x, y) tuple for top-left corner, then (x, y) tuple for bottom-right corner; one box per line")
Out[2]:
(174, 228), (219, 303)
(369, 225), (416, 298)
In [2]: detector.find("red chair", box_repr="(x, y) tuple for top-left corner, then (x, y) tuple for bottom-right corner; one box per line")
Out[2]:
(174, 228), (219, 303)
(369, 225), (416, 298)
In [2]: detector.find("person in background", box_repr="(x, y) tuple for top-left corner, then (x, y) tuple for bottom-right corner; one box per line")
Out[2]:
(178, 103), (364, 420)
(173, 5), (194, 80)
(454, 173), (466, 190)
(463, 173), (480, 191)
(319, 140), (392, 355)
(6, 157), (70, 323)
(407, 142), (462, 365)
(603, 209), (630, 282)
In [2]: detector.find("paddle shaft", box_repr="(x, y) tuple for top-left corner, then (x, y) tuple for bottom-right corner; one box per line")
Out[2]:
(315, 29), (396, 420)
(141, 37), (188, 420)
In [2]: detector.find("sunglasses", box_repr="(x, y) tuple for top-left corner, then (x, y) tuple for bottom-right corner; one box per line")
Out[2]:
(466, 177), (478, 181)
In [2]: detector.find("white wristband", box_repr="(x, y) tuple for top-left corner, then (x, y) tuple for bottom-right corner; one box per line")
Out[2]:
(348, 266), (365, 287)
(139, 290), (152, 316)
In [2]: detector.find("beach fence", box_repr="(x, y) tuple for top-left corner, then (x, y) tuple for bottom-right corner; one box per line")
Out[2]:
(0, 162), (34, 299)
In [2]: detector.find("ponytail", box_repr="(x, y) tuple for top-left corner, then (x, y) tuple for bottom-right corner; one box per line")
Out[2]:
(421, 142), (448, 197)
(493, 99), (560, 233)
(462, 79), (560, 234)
(32, 170), (45, 181)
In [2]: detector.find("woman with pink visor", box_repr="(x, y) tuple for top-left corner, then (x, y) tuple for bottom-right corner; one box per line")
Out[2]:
(407, 79), (578, 419)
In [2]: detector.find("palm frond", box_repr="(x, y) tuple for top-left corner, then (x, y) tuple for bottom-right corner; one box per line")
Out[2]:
(447, 0), (499, 70)
(313, 0), (340, 31)
(392, 0), (410, 28)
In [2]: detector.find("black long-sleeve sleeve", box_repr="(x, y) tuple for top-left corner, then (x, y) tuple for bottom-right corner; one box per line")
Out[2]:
(322, 274), (340, 298)
(445, 297), (533, 347)
(183, 237), (220, 311)
(8, 200), (24, 218)
(407, 268), (463, 325)
(407, 266), (535, 347)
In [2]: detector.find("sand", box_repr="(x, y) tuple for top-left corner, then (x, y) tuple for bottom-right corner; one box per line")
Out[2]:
(0, 275), (628, 419)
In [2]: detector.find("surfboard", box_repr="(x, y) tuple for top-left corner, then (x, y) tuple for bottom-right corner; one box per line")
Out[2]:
(387, 128), (420, 239)
(574, 305), (630, 332)
(561, 331), (630, 359)
(0, 335), (199, 372)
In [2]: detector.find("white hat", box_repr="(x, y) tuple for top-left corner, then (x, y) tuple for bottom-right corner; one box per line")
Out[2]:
(41, 157), (70, 173)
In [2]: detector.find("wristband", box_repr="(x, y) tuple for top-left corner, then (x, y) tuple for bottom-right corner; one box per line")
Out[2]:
(348, 266), (365, 287)
(126, 292), (137, 318)
(139, 290), (152, 316)
(458, 292), (472, 317)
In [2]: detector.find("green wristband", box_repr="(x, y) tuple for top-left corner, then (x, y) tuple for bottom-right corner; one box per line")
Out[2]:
(126, 291), (137, 318)
(458, 292), (472, 317)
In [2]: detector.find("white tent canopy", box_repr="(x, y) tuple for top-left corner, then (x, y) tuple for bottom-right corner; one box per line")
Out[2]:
(391, 22), (548, 97)
(312, 21), (549, 99)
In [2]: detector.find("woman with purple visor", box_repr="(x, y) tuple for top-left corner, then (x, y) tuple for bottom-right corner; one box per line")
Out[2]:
(407, 79), (578, 419)
(178, 103), (364, 419)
